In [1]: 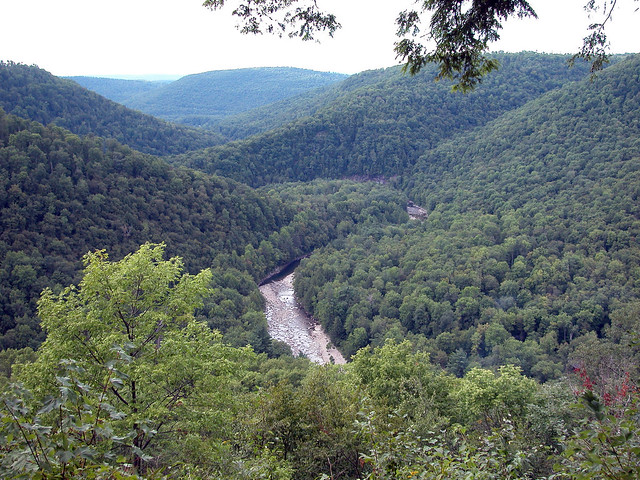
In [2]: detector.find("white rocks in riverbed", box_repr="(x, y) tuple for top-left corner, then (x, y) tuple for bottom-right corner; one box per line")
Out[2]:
(260, 273), (345, 365)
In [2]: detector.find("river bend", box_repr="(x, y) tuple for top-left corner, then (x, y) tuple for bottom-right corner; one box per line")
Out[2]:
(260, 272), (346, 365)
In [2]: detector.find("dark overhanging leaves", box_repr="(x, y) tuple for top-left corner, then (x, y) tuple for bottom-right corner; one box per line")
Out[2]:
(393, 0), (537, 92)
(203, 0), (632, 91)
(202, 0), (341, 40)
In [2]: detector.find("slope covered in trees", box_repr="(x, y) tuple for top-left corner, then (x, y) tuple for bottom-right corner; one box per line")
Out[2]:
(0, 109), (296, 350)
(211, 67), (429, 140)
(198, 67), (398, 139)
(0, 106), (411, 354)
(3, 253), (638, 478)
(293, 54), (640, 378)
(122, 67), (348, 128)
(0, 62), (224, 156)
(1, 50), (639, 480)
(171, 53), (594, 186)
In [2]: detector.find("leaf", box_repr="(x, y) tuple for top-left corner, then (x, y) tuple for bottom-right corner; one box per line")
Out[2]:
(110, 377), (124, 389)
(36, 396), (61, 415)
(76, 446), (98, 460)
(132, 445), (153, 462)
(56, 449), (74, 463)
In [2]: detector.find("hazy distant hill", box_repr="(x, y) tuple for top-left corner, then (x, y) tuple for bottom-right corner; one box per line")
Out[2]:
(122, 67), (348, 127)
(66, 76), (170, 104)
(172, 53), (594, 186)
(0, 62), (224, 156)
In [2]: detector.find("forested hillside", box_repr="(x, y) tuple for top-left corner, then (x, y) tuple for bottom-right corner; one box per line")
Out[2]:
(171, 53), (594, 186)
(210, 67), (441, 140)
(0, 109), (291, 350)
(0, 107), (410, 353)
(1, 52), (639, 480)
(201, 67), (394, 139)
(0, 62), (223, 156)
(122, 67), (348, 127)
(294, 54), (640, 377)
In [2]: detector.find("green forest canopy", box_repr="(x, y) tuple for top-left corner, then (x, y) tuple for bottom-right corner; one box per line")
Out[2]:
(0, 51), (639, 479)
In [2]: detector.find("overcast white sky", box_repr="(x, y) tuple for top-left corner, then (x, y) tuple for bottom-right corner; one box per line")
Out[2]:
(0, 0), (637, 78)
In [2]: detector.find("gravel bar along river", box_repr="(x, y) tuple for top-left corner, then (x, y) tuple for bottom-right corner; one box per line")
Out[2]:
(260, 271), (346, 365)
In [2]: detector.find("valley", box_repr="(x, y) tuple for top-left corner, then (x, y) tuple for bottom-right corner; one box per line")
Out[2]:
(0, 54), (639, 479)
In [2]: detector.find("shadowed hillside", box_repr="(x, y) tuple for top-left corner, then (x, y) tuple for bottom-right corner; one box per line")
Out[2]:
(293, 54), (640, 376)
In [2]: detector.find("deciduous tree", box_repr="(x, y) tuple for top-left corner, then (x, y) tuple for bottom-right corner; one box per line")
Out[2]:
(19, 243), (241, 472)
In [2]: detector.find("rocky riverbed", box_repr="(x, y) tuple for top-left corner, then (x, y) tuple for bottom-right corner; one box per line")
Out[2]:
(260, 272), (346, 365)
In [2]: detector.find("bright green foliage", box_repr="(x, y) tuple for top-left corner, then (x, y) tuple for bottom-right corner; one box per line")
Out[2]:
(350, 340), (451, 408)
(357, 413), (532, 480)
(455, 365), (537, 427)
(19, 243), (242, 471)
(234, 366), (364, 480)
(1, 360), (143, 479)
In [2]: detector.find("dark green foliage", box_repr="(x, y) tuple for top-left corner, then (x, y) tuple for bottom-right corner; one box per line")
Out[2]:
(395, 0), (537, 91)
(0, 62), (224, 156)
(204, 0), (340, 41)
(293, 54), (640, 376)
(172, 53), (593, 186)
(0, 104), (413, 353)
(204, 0), (621, 91)
(0, 347), (36, 385)
(199, 179), (408, 354)
(0, 109), (295, 350)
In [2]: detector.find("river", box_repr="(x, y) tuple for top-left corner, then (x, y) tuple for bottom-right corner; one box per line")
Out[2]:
(260, 272), (346, 365)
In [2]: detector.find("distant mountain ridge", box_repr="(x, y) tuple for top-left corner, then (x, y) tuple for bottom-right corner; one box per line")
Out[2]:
(0, 61), (223, 156)
(76, 67), (349, 129)
(66, 76), (170, 104)
(211, 67), (400, 140)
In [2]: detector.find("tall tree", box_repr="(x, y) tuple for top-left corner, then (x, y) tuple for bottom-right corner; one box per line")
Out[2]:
(20, 243), (240, 471)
